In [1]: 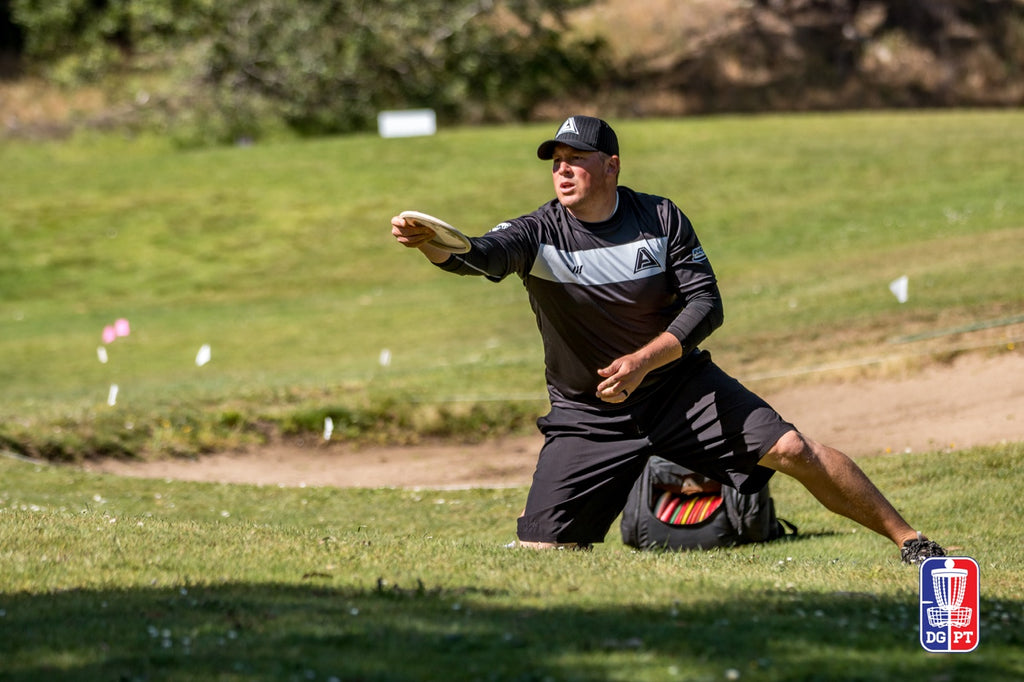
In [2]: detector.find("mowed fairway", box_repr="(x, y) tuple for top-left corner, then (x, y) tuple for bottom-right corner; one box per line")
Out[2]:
(1, 111), (1023, 680)
(1, 444), (1022, 680)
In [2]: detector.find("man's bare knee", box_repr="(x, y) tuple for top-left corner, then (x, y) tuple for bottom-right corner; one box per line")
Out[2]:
(760, 429), (812, 473)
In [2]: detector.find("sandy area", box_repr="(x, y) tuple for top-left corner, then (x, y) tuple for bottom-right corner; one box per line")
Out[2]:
(86, 352), (1022, 490)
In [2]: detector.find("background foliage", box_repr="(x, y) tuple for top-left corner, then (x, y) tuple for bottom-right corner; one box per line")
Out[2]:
(7, 0), (607, 142)
(5, 1), (1024, 142)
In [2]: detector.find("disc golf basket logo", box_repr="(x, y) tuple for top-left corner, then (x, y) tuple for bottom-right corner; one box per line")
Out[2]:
(919, 556), (979, 653)
(926, 560), (972, 628)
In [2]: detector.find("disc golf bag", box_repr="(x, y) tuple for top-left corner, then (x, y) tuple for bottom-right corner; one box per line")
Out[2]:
(620, 456), (794, 551)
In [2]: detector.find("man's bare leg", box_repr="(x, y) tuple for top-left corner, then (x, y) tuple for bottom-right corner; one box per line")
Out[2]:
(759, 430), (921, 547)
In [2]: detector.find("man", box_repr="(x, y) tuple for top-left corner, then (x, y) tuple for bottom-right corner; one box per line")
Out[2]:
(390, 115), (945, 563)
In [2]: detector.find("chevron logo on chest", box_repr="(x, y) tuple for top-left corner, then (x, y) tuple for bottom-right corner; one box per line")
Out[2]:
(634, 247), (661, 273)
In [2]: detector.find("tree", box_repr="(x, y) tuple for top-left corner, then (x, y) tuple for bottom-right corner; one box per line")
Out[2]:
(9, 0), (608, 140)
(198, 0), (606, 137)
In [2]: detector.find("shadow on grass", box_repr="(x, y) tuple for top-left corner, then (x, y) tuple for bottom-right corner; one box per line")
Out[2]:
(1, 580), (1021, 682)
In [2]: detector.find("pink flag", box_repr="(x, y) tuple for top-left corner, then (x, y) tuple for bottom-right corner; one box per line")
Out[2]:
(114, 318), (131, 337)
(102, 325), (117, 344)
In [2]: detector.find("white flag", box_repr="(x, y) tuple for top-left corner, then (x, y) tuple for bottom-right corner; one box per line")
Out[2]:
(195, 344), (211, 367)
(889, 275), (909, 304)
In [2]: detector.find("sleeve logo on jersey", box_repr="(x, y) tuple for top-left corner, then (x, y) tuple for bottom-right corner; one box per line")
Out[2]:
(490, 222), (512, 233)
(634, 247), (662, 274)
(691, 246), (707, 263)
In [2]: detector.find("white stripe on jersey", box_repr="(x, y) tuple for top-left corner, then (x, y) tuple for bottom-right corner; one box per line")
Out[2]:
(529, 237), (668, 286)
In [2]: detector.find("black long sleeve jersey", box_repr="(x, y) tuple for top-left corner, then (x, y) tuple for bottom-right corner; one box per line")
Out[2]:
(436, 186), (724, 410)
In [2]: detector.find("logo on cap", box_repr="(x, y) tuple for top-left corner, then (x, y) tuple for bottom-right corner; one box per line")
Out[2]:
(537, 115), (618, 159)
(557, 117), (580, 137)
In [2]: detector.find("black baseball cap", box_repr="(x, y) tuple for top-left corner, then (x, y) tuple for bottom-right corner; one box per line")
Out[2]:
(537, 115), (619, 160)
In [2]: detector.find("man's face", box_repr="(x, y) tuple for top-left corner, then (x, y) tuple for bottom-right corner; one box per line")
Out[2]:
(550, 144), (618, 217)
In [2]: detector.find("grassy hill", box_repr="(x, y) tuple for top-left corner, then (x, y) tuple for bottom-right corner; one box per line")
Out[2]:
(1, 110), (1022, 460)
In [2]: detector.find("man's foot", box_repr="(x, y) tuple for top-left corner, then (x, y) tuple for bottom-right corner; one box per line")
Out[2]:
(901, 532), (946, 564)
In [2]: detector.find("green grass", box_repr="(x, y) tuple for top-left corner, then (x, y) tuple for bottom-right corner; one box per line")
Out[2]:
(1, 110), (1022, 458)
(1, 109), (1021, 680)
(2, 443), (1022, 681)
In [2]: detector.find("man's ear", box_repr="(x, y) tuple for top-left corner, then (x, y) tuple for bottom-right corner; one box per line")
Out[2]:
(606, 155), (620, 177)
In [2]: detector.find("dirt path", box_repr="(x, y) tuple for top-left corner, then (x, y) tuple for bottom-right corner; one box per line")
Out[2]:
(88, 352), (1022, 489)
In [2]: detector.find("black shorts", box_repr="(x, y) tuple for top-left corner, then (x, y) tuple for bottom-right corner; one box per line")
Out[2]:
(516, 353), (796, 544)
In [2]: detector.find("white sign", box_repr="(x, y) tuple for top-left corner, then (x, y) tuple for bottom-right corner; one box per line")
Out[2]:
(377, 109), (437, 138)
